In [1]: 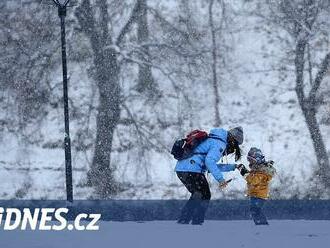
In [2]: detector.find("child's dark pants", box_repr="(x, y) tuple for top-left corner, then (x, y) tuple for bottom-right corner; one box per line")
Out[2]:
(176, 172), (211, 224)
(250, 197), (269, 225)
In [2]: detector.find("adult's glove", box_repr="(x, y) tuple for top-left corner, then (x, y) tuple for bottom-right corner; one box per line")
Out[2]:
(219, 179), (232, 190)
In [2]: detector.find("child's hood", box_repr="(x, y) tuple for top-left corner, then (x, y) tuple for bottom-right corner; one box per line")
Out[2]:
(250, 161), (276, 177)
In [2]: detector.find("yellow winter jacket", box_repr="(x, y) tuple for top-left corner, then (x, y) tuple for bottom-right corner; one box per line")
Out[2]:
(245, 171), (273, 199)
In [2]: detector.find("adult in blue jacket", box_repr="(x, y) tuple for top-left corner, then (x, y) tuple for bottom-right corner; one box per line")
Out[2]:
(175, 126), (244, 225)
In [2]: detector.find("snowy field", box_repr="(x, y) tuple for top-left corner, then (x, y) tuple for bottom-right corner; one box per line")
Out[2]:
(1, 220), (330, 248)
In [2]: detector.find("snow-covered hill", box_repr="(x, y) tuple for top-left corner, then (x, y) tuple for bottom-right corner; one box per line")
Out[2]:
(0, 1), (329, 200)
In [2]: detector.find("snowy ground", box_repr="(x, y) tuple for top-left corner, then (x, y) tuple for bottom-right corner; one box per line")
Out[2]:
(1, 220), (330, 248)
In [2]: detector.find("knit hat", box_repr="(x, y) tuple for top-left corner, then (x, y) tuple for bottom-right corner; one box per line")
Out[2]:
(247, 147), (265, 164)
(228, 126), (244, 145)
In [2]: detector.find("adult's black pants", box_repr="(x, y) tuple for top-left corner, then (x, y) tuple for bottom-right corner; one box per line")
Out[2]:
(176, 172), (211, 224)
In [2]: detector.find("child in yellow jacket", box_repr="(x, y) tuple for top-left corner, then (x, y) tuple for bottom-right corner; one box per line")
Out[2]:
(238, 147), (276, 225)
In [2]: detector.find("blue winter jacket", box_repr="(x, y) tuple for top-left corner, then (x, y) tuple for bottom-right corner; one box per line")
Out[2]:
(175, 128), (236, 182)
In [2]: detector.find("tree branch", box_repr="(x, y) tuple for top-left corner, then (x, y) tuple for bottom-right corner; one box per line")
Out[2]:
(98, 0), (111, 43)
(121, 103), (169, 153)
(76, 0), (99, 44)
(308, 52), (330, 102)
(127, 42), (208, 58)
(115, 0), (141, 45)
(147, 6), (190, 40)
(294, 38), (307, 105)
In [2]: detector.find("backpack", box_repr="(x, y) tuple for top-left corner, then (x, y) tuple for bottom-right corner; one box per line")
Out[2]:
(171, 130), (209, 160)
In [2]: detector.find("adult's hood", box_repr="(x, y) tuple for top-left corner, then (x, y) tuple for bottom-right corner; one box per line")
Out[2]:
(209, 128), (228, 142)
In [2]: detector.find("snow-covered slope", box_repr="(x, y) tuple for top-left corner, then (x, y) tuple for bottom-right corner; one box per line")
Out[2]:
(0, 1), (329, 200)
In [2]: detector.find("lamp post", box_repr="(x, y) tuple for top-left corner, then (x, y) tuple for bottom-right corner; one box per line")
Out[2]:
(52, 0), (73, 202)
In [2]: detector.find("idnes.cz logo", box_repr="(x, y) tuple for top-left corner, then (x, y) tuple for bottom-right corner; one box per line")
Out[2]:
(0, 207), (101, 231)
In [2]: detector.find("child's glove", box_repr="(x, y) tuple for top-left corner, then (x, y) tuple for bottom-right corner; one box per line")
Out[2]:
(240, 166), (249, 176)
(236, 164), (245, 170)
(236, 164), (249, 176)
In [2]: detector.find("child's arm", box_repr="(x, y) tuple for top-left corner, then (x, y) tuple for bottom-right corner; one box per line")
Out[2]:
(265, 161), (276, 177)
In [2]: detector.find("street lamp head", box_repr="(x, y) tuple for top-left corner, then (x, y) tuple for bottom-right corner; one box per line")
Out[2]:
(52, 0), (70, 7)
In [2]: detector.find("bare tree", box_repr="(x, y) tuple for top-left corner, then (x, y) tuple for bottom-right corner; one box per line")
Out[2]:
(208, 0), (222, 126)
(75, 0), (129, 197)
(0, 1), (58, 139)
(75, 0), (192, 197)
(136, 0), (155, 95)
(257, 0), (330, 189)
